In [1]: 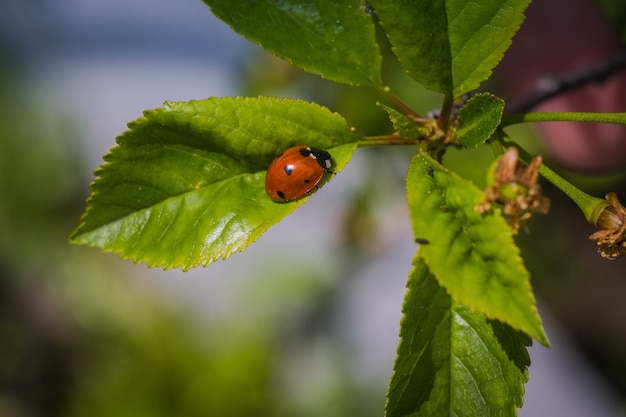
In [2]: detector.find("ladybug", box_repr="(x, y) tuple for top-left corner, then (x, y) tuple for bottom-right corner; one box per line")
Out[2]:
(265, 145), (334, 202)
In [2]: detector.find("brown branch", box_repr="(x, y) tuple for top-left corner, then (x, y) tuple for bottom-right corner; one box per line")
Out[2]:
(505, 50), (626, 114)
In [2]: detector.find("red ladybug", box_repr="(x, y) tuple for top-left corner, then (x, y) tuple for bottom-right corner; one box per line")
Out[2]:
(265, 145), (334, 202)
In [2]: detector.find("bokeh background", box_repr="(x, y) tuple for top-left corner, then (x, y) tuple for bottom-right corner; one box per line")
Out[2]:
(1, 0), (625, 416)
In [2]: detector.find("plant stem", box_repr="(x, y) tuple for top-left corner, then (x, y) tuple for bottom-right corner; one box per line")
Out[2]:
(357, 134), (419, 148)
(499, 136), (609, 225)
(502, 112), (626, 127)
(489, 134), (507, 157)
(437, 94), (454, 131)
(537, 162), (608, 225)
(377, 86), (427, 123)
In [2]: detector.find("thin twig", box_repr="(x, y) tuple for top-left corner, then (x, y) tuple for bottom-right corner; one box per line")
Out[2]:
(505, 50), (626, 114)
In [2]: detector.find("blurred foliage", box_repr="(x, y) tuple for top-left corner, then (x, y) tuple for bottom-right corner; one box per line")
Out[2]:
(0, 74), (273, 416)
(0, 72), (380, 417)
(596, 0), (626, 43)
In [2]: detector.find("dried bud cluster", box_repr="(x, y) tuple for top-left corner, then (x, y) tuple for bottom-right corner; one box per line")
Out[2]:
(589, 193), (626, 260)
(476, 147), (550, 233)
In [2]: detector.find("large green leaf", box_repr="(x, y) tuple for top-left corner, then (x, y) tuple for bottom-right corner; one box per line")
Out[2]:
(386, 256), (531, 417)
(71, 97), (358, 270)
(406, 153), (548, 344)
(204, 0), (383, 87)
(370, 0), (531, 97)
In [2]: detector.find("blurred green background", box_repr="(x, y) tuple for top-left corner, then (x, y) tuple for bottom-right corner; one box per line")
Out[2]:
(0, 66), (387, 416)
(1, 1), (626, 416)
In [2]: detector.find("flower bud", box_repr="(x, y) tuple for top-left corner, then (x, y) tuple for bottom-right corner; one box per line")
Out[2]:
(589, 193), (626, 260)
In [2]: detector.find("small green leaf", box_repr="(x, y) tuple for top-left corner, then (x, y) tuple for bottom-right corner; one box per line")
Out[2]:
(71, 97), (358, 270)
(456, 93), (505, 148)
(378, 103), (429, 140)
(386, 256), (531, 417)
(406, 153), (548, 345)
(370, 0), (531, 97)
(204, 0), (383, 87)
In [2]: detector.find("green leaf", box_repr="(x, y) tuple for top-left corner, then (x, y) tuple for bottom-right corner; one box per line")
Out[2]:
(386, 256), (531, 417)
(370, 0), (531, 97)
(406, 153), (548, 345)
(71, 97), (358, 270)
(204, 0), (383, 87)
(456, 93), (505, 149)
(378, 103), (429, 140)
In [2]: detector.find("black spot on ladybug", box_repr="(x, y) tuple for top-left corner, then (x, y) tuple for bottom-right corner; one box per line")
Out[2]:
(283, 164), (294, 175)
(299, 148), (311, 157)
(277, 190), (285, 199)
(304, 179), (311, 184)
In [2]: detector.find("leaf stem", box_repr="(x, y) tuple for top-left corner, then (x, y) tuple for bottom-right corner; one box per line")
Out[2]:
(357, 134), (419, 148)
(502, 112), (626, 127)
(377, 86), (427, 123)
(499, 136), (609, 225)
(489, 134), (507, 158)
